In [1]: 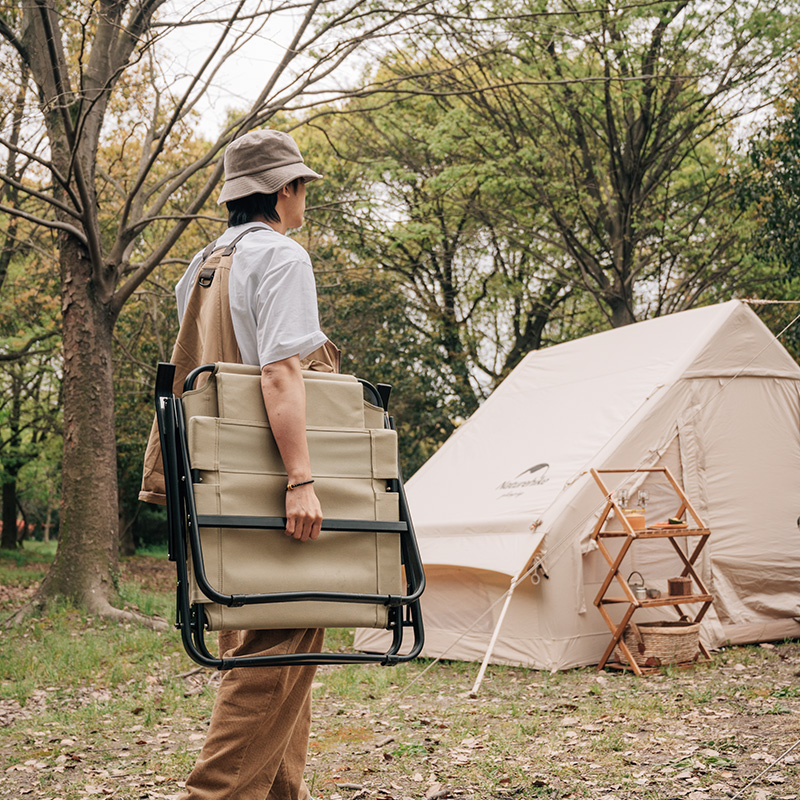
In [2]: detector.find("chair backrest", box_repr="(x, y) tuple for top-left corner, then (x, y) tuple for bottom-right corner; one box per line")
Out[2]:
(181, 362), (404, 630)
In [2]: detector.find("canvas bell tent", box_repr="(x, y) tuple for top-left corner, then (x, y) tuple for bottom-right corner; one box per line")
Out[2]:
(355, 300), (800, 670)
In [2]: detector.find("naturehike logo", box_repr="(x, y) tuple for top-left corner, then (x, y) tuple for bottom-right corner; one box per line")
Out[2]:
(496, 463), (550, 492)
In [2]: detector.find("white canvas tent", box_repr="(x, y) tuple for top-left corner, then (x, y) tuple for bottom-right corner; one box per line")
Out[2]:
(355, 300), (800, 670)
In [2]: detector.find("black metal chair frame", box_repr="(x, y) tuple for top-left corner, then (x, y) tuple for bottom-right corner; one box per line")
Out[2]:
(154, 362), (425, 669)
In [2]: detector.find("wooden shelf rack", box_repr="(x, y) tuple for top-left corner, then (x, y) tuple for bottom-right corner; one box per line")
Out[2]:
(590, 467), (714, 675)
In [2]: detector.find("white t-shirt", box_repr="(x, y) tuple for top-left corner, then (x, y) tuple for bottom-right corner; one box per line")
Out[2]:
(175, 223), (328, 367)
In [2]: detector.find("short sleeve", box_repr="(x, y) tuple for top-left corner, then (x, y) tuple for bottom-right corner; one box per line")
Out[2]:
(175, 252), (203, 323)
(253, 257), (328, 366)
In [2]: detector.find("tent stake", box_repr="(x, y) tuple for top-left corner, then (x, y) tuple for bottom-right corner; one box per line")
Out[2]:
(470, 576), (519, 697)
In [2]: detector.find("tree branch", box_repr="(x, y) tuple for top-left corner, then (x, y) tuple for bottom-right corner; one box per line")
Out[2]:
(126, 213), (227, 234)
(33, 0), (103, 267)
(0, 173), (82, 219)
(0, 136), (81, 210)
(0, 331), (59, 363)
(0, 203), (88, 243)
(111, 159), (225, 314)
(117, 0), (248, 238)
(0, 14), (29, 64)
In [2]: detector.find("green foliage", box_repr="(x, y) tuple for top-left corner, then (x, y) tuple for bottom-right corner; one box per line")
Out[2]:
(0, 539), (54, 567)
(376, 1), (800, 326)
(294, 120), (479, 472)
(739, 72), (800, 279)
(297, 91), (579, 470)
(0, 538), (53, 585)
(283, 1), (800, 468)
(732, 67), (800, 358)
(0, 216), (62, 546)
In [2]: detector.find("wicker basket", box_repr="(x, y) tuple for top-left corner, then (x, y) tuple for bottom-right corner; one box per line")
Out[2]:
(616, 621), (700, 667)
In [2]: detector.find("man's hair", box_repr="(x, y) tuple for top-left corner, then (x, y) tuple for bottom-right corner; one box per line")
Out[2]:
(226, 178), (302, 227)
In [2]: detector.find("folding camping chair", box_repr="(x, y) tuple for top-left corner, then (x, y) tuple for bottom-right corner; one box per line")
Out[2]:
(153, 361), (425, 669)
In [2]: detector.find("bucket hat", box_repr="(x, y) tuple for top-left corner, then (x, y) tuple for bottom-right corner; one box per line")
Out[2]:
(218, 129), (322, 204)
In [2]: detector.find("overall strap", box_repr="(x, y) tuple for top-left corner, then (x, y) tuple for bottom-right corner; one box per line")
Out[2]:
(197, 225), (266, 288)
(139, 227), (261, 504)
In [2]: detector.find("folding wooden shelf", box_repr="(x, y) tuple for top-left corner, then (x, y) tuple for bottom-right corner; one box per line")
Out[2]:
(589, 467), (713, 675)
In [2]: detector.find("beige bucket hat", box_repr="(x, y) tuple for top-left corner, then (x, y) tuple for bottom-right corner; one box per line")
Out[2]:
(218, 129), (322, 204)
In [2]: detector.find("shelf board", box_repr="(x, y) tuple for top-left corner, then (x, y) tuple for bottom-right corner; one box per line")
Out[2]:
(602, 658), (711, 674)
(597, 594), (712, 606)
(596, 527), (709, 539)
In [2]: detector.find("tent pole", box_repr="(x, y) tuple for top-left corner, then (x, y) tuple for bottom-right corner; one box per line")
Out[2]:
(469, 575), (519, 697)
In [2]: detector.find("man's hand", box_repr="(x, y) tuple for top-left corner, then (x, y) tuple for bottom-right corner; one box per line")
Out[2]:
(285, 482), (323, 541)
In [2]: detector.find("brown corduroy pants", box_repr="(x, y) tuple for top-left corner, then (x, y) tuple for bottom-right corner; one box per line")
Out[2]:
(181, 627), (325, 800)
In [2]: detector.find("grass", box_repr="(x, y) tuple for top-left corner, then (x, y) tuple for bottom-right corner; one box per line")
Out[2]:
(1, 550), (800, 799)
(1, 600), (178, 701)
(0, 540), (55, 586)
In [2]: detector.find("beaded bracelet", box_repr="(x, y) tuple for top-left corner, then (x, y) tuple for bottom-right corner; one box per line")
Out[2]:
(286, 479), (314, 492)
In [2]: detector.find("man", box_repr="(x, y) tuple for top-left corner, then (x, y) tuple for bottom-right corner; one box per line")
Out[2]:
(143, 129), (335, 799)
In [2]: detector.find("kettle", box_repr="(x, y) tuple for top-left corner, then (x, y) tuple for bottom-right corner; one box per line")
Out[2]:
(627, 571), (647, 601)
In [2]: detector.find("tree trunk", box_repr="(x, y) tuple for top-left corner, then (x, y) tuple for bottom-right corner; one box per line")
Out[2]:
(1, 479), (18, 550)
(608, 294), (636, 328)
(1, 372), (22, 551)
(37, 235), (120, 613)
(15, 498), (29, 545)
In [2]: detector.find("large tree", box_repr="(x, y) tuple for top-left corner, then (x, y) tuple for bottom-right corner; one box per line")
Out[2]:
(0, 0), (438, 621)
(390, 0), (800, 326)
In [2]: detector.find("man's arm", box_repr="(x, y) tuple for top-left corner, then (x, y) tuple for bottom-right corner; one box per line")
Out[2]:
(261, 356), (323, 542)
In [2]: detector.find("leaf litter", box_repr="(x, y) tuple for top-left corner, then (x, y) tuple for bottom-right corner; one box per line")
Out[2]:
(1, 558), (799, 799)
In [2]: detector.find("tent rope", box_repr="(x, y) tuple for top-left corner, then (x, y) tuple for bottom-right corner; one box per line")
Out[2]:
(743, 298), (800, 305)
(762, 308), (800, 339)
(397, 559), (544, 696)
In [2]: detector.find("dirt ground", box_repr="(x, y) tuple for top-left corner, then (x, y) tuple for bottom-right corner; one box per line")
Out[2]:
(120, 556), (176, 593)
(2, 556), (799, 800)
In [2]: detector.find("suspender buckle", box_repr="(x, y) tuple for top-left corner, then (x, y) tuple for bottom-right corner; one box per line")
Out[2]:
(198, 266), (215, 288)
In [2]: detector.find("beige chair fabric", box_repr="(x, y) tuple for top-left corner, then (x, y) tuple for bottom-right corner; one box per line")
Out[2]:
(182, 363), (404, 630)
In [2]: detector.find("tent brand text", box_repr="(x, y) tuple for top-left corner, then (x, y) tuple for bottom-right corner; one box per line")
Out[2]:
(496, 463), (550, 491)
